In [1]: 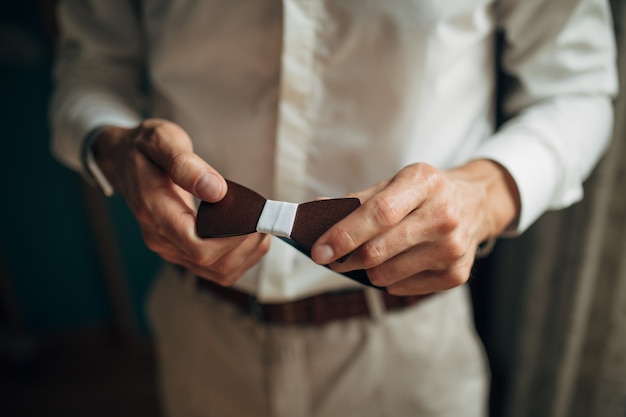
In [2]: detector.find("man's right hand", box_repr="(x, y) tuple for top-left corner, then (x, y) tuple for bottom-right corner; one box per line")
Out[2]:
(92, 118), (271, 286)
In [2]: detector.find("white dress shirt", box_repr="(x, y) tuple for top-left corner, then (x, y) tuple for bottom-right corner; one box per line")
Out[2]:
(51, 0), (617, 302)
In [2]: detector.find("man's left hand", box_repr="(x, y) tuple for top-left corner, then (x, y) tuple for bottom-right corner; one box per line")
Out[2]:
(311, 160), (520, 295)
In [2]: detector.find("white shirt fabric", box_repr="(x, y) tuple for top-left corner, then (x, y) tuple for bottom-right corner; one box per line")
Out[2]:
(51, 0), (618, 302)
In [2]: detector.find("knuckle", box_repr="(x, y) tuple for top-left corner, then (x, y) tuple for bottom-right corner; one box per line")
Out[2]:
(191, 250), (218, 267)
(404, 162), (439, 189)
(142, 122), (165, 146)
(386, 286), (401, 296)
(418, 163), (442, 186)
(372, 195), (405, 228)
(153, 221), (176, 244)
(359, 241), (387, 269)
(331, 224), (359, 252)
(386, 285), (410, 296)
(168, 152), (193, 180)
(220, 274), (240, 287)
(141, 231), (174, 261)
(440, 267), (469, 288)
(210, 259), (237, 281)
(142, 120), (183, 143)
(142, 235), (161, 253)
(435, 202), (460, 234)
(133, 205), (152, 225)
(441, 234), (467, 261)
(367, 267), (392, 287)
(257, 236), (271, 255)
(396, 223), (418, 246)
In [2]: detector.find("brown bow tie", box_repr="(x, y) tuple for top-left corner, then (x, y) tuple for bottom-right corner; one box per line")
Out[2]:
(196, 179), (381, 289)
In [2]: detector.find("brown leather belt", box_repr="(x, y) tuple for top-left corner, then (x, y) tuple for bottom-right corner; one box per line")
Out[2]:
(196, 277), (430, 326)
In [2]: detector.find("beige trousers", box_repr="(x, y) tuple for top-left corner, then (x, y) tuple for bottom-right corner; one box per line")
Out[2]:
(147, 265), (489, 417)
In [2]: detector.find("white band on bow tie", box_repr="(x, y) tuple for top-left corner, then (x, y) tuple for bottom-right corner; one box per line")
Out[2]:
(256, 200), (299, 238)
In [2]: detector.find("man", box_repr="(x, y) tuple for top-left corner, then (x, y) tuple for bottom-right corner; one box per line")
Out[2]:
(50, 1), (617, 416)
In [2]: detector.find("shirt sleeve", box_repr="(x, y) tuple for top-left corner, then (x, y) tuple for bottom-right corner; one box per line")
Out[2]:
(471, 0), (618, 234)
(50, 0), (144, 173)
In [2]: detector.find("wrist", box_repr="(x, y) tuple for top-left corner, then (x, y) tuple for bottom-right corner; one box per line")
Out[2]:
(450, 159), (521, 240)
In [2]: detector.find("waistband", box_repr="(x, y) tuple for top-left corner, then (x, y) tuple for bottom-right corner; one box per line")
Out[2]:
(196, 277), (431, 326)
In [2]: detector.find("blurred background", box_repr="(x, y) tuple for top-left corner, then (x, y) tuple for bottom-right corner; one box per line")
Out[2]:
(0, 1), (624, 417)
(0, 2), (161, 416)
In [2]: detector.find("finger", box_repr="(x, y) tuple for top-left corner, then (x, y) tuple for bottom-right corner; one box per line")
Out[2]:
(329, 206), (447, 274)
(332, 184), (470, 273)
(201, 233), (271, 286)
(311, 169), (430, 265)
(315, 181), (384, 201)
(312, 181), (388, 264)
(178, 234), (270, 286)
(136, 170), (247, 262)
(135, 120), (227, 202)
(133, 154), (253, 267)
(359, 239), (474, 287)
(385, 265), (472, 296)
(347, 180), (389, 202)
(142, 228), (186, 260)
(145, 226), (269, 286)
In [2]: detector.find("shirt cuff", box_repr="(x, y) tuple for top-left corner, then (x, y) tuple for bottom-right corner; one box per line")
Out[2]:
(471, 130), (568, 236)
(51, 92), (142, 173)
(81, 126), (115, 197)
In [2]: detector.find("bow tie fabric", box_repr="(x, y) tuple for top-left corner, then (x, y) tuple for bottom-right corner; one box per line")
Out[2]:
(196, 179), (381, 289)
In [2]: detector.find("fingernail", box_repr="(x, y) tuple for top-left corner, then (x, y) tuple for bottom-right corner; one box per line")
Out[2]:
(312, 244), (334, 265)
(196, 173), (222, 202)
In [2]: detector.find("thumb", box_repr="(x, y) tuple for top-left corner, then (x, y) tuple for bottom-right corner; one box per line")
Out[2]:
(136, 120), (227, 202)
